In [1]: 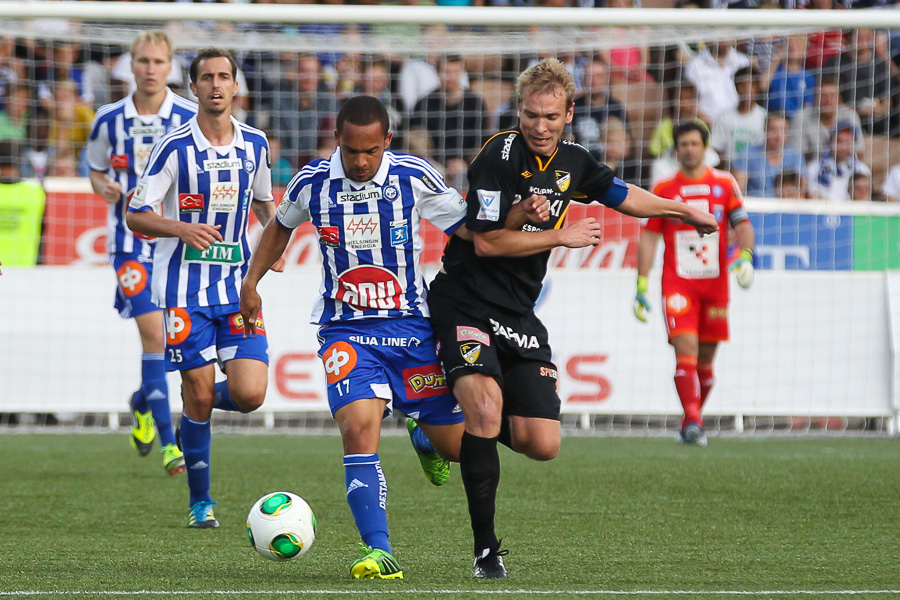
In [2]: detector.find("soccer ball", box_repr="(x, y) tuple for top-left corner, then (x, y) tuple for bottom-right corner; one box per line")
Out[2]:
(246, 491), (317, 561)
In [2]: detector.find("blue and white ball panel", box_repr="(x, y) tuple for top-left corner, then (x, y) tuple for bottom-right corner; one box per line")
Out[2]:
(316, 317), (463, 425)
(163, 302), (269, 372)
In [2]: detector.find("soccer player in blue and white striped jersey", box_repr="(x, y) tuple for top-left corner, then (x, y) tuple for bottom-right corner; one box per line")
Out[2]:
(87, 31), (196, 477)
(240, 96), (473, 579)
(127, 48), (283, 529)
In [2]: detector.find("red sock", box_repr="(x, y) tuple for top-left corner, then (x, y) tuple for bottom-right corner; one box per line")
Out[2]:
(674, 354), (702, 429)
(698, 362), (715, 409)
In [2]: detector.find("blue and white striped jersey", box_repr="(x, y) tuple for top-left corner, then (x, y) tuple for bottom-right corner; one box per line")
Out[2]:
(87, 88), (197, 258)
(277, 148), (466, 325)
(128, 115), (274, 309)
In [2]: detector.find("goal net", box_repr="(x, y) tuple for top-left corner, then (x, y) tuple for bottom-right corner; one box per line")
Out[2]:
(0, 4), (898, 435)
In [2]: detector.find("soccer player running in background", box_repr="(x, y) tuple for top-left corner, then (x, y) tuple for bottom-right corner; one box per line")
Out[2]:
(87, 31), (196, 476)
(240, 95), (472, 580)
(633, 121), (755, 447)
(127, 48), (283, 528)
(427, 58), (719, 579)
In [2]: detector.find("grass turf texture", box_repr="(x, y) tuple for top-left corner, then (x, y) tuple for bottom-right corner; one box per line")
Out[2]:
(0, 434), (897, 599)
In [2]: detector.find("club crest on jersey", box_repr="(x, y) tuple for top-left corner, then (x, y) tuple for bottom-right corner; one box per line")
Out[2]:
(202, 158), (243, 172)
(337, 188), (382, 204)
(383, 185), (399, 201)
(460, 342), (482, 365)
(713, 184), (724, 198)
(390, 219), (408, 246)
(713, 205), (724, 221)
(179, 193), (205, 213)
(110, 154), (129, 170)
(243, 158), (255, 173)
(344, 214), (381, 250)
(318, 226), (340, 247)
(336, 265), (403, 311)
(555, 170), (571, 192)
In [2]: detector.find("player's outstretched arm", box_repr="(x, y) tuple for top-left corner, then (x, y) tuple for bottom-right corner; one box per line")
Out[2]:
(614, 185), (718, 235)
(505, 194), (550, 230)
(634, 229), (659, 323)
(126, 209), (223, 249)
(240, 219), (293, 337)
(473, 216), (602, 258)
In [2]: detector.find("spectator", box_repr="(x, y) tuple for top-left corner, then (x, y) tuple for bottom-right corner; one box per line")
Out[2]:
(852, 172), (872, 201)
(408, 54), (488, 184)
(835, 28), (894, 135)
(879, 163), (900, 202)
(273, 53), (338, 168)
(600, 0), (653, 84)
(357, 56), (406, 148)
(571, 57), (629, 158)
(804, 0), (845, 73)
(267, 134), (295, 188)
(765, 35), (816, 119)
(0, 140), (45, 267)
(684, 40), (751, 123)
(37, 41), (93, 113)
(710, 66), (767, 164)
(733, 111), (805, 197)
(0, 83), (28, 142)
(774, 170), (807, 199)
(650, 80), (706, 158)
(49, 80), (94, 177)
(599, 116), (641, 182)
(0, 36), (21, 111)
(806, 122), (870, 202)
(790, 75), (864, 161)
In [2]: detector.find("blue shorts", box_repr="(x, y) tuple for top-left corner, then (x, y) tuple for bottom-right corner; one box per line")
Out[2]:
(163, 302), (269, 372)
(111, 253), (160, 319)
(316, 317), (464, 426)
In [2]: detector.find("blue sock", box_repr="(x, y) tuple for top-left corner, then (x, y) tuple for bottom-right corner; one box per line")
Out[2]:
(179, 415), (212, 507)
(344, 453), (391, 553)
(411, 423), (437, 454)
(213, 380), (242, 412)
(141, 353), (175, 447)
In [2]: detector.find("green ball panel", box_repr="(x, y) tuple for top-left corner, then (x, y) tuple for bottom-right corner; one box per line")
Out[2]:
(270, 533), (303, 559)
(261, 493), (292, 516)
(246, 524), (255, 547)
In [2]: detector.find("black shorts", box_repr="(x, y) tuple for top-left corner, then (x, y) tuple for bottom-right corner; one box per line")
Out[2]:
(428, 277), (561, 421)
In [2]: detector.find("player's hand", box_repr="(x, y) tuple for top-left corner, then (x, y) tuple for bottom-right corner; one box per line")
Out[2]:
(270, 254), (287, 273)
(731, 248), (754, 289)
(522, 194), (550, 223)
(179, 223), (223, 251)
(101, 180), (123, 204)
(682, 207), (719, 236)
(239, 282), (261, 337)
(558, 217), (602, 248)
(633, 274), (650, 322)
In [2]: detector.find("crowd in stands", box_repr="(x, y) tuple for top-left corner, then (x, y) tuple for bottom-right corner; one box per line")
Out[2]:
(3, 0), (900, 202)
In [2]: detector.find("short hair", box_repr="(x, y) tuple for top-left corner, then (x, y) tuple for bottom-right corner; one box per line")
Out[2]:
(0, 140), (20, 169)
(734, 66), (757, 83)
(673, 120), (709, 148)
(516, 58), (575, 109)
(189, 47), (237, 84)
(337, 95), (390, 137)
(440, 54), (464, 69)
(131, 30), (174, 61)
(775, 170), (801, 189)
(766, 110), (789, 126)
(819, 73), (838, 88)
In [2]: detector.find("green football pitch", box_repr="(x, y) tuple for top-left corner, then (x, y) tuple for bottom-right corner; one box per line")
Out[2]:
(1, 433), (898, 599)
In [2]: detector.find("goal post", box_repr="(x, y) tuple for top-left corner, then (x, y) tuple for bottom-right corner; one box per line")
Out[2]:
(0, 3), (898, 434)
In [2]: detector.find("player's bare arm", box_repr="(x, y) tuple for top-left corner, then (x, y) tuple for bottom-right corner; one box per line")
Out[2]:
(89, 171), (123, 204)
(251, 199), (286, 273)
(730, 219), (756, 289)
(505, 194), (550, 230)
(240, 219), (293, 337)
(473, 216), (601, 258)
(615, 185), (718, 235)
(126, 209), (223, 250)
(633, 229), (661, 322)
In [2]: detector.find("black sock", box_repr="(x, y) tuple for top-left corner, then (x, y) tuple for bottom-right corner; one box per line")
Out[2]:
(496, 417), (512, 450)
(459, 431), (501, 554)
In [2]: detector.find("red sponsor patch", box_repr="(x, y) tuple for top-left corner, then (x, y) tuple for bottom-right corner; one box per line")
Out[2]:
(403, 363), (448, 400)
(336, 265), (402, 311)
(318, 226), (340, 247)
(110, 154), (129, 170)
(456, 326), (490, 346)
(229, 312), (266, 336)
(179, 193), (205, 213)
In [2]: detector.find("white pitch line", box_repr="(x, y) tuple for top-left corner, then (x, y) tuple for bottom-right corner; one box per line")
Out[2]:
(2, 591), (900, 596)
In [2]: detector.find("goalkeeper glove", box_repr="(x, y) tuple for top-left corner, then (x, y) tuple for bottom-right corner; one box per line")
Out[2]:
(731, 248), (754, 289)
(633, 275), (651, 323)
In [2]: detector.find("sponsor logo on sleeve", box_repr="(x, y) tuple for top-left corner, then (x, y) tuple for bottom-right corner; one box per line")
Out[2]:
(403, 363), (448, 399)
(456, 326), (490, 346)
(476, 190), (501, 221)
(318, 225), (341, 247)
(110, 154), (130, 170)
(420, 174), (440, 192)
(131, 181), (148, 204)
(344, 214), (382, 250)
(390, 219), (408, 247)
(179, 193), (205, 213)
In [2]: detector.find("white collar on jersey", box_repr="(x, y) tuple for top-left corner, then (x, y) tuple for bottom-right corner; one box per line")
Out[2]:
(189, 115), (245, 153)
(124, 87), (176, 120)
(329, 147), (391, 188)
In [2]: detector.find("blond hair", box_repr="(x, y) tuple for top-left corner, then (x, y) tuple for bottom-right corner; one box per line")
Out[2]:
(516, 58), (575, 108)
(131, 30), (174, 61)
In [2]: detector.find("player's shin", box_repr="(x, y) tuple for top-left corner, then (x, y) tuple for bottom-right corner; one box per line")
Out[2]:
(141, 352), (175, 446)
(180, 415), (213, 505)
(213, 381), (242, 412)
(698, 362), (716, 409)
(344, 453), (392, 554)
(674, 354), (702, 429)
(459, 432), (501, 554)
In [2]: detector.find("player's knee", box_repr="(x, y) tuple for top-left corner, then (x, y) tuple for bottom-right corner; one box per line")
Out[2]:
(522, 441), (559, 461)
(183, 386), (215, 417)
(233, 389), (265, 413)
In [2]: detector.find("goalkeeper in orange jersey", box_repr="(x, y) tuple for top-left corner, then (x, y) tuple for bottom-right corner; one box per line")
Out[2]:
(634, 121), (755, 447)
